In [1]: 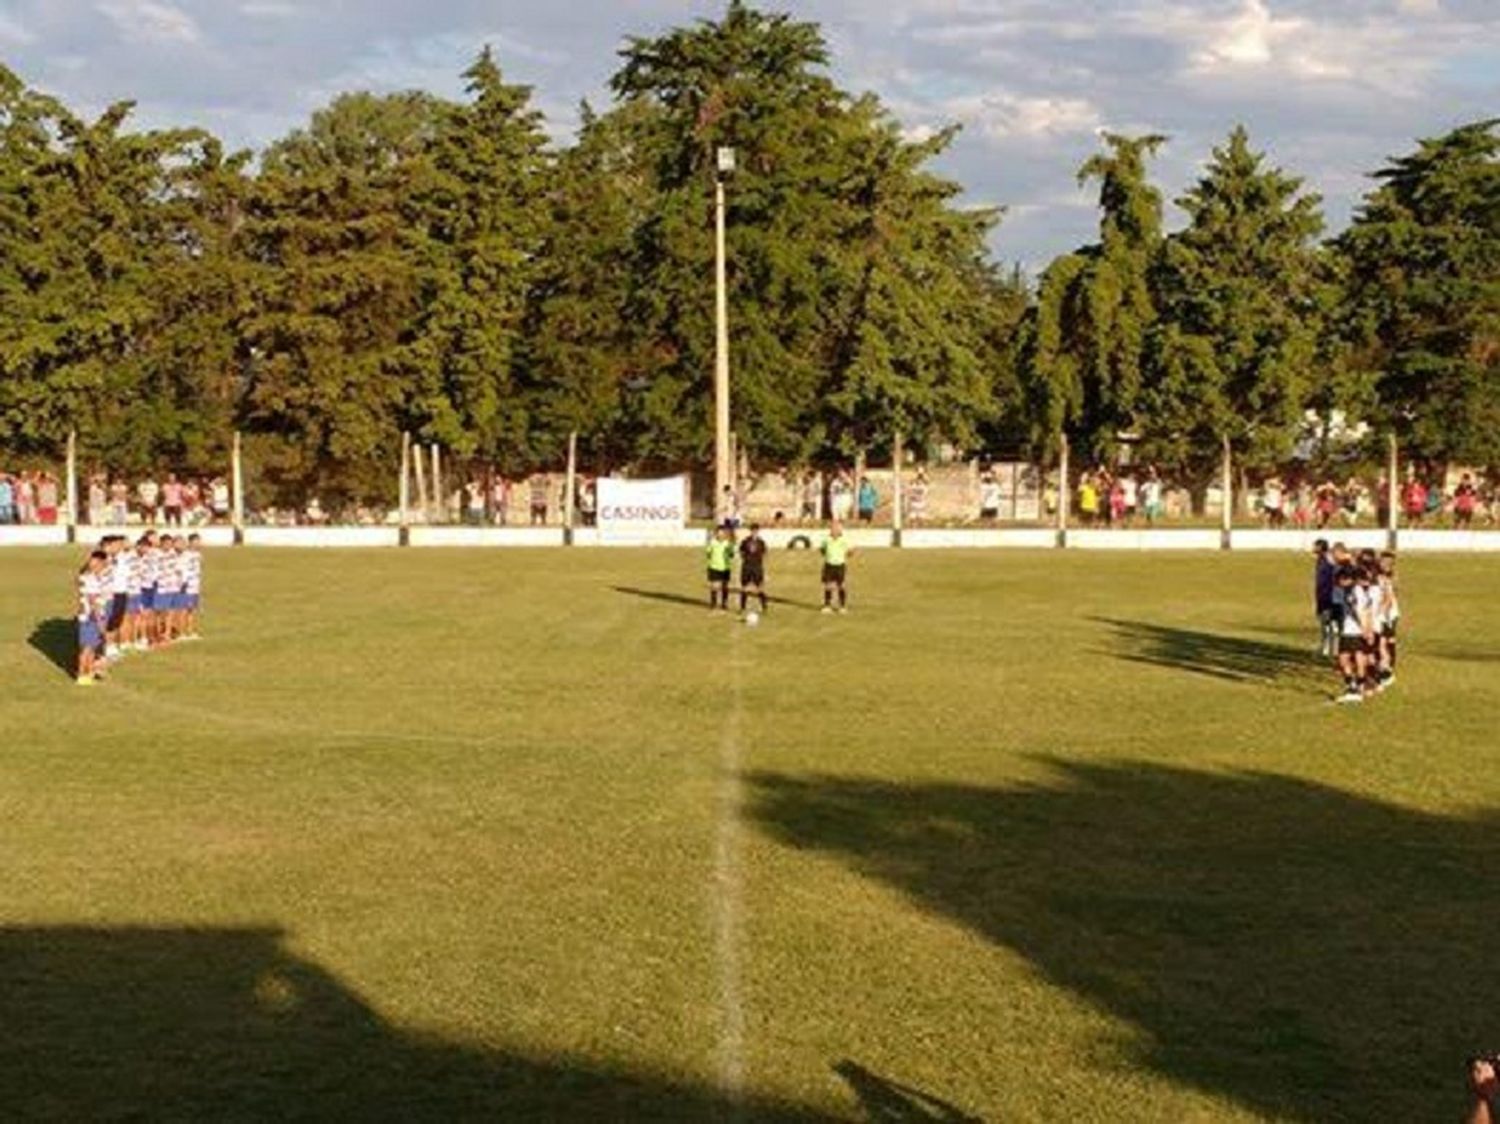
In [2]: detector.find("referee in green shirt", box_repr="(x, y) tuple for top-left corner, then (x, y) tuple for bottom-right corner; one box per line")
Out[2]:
(706, 524), (736, 611)
(820, 520), (851, 614)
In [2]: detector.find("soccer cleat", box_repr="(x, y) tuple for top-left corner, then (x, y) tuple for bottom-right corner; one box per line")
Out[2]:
(838, 606), (848, 614)
(820, 605), (833, 614)
(1335, 691), (1363, 705)
(75, 676), (96, 687)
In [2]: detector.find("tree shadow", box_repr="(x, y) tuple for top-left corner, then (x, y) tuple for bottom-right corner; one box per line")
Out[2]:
(832, 1060), (983, 1122)
(27, 617), (76, 679)
(0, 925), (833, 1122)
(748, 763), (1500, 1122)
(612, 587), (819, 612)
(1091, 616), (1329, 691)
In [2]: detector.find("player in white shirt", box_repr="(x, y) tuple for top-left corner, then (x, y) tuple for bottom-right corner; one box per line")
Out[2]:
(1332, 565), (1376, 704)
(182, 534), (204, 641)
(1375, 552), (1400, 689)
(156, 535), (185, 644)
(103, 536), (130, 661)
(75, 551), (109, 686)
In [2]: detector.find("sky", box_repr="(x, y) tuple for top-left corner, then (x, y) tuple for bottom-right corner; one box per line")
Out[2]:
(0, 0), (1496, 268)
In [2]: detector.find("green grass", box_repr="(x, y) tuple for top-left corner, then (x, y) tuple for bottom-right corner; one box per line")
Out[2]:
(3, 546), (1499, 1121)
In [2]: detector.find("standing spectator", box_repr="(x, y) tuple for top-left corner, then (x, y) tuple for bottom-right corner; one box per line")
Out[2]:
(0, 473), (14, 524)
(1455, 473), (1479, 528)
(1140, 467), (1164, 525)
(1108, 475), (1126, 526)
(978, 470), (1002, 523)
(528, 473), (549, 525)
(1119, 471), (1139, 525)
(138, 475), (160, 524)
(1262, 476), (1286, 528)
(829, 471), (854, 522)
(161, 473), (184, 526)
(109, 479), (130, 525)
(210, 477), (231, 523)
(906, 467), (929, 525)
(799, 471), (821, 523)
(1078, 473), (1100, 526)
(16, 471), (35, 523)
(305, 497), (328, 525)
(464, 480), (484, 526)
(1403, 477), (1428, 527)
(181, 479), (203, 525)
(88, 475), (107, 526)
(856, 476), (878, 524)
(491, 476), (510, 526)
(580, 478), (597, 527)
(36, 472), (59, 524)
(1341, 477), (1364, 526)
(1315, 479), (1338, 529)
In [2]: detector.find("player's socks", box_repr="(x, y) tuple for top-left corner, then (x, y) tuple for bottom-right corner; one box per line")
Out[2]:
(838, 588), (847, 608)
(739, 591), (748, 612)
(759, 593), (768, 612)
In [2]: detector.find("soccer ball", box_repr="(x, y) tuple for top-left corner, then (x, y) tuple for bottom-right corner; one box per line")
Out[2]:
(745, 611), (760, 627)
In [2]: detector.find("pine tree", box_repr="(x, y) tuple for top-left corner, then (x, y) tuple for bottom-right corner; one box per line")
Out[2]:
(1339, 120), (1500, 466)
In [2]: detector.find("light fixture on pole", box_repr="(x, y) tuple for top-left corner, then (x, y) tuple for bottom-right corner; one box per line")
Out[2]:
(714, 146), (735, 523)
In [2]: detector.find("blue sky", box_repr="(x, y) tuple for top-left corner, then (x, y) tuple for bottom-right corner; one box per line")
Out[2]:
(1, 0), (1496, 268)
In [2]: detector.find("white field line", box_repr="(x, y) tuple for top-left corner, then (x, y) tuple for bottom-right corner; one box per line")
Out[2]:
(713, 643), (747, 1102)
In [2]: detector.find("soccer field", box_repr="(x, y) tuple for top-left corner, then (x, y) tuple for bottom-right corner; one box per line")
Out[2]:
(3, 547), (1498, 1121)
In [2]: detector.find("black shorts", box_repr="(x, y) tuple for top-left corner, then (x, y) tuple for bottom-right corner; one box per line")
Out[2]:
(106, 593), (128, 631)
(741, 567), (764, 587)
(1381, 621), (1398, 640)
(707, 568), (731, 584)
(1337, 635), (1369, 655)
(821, 563), (847, 585)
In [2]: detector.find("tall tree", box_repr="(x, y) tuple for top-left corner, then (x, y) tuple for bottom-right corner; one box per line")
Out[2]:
(1024, 133), (1167, 459)
(1146, 126), (1326, 472)
(1339, 120), (1500, 466)
(239, 92), (446, 503)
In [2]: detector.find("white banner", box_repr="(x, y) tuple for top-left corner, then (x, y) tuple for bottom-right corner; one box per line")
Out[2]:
(596, 476), (688, 543)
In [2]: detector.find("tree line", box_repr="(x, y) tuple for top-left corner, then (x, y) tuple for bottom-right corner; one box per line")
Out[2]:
(0, 3), (1495, 503)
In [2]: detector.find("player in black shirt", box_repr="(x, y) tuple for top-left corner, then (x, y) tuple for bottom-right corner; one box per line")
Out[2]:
(738, 523), (769, 616)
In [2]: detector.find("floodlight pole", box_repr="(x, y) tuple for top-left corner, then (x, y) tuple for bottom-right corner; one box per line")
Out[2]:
(714, 146), (735, 523)
(65, 429), (78, 542)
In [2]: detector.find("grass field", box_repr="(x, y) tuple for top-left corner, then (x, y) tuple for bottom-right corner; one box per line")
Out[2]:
(3, 545), (1499, 1121)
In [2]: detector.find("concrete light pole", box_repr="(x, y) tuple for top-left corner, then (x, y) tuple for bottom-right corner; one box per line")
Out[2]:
(714, 145), (735, 522)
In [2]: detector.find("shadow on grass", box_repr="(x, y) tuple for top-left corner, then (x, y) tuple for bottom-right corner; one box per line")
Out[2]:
(832, 1060), (983, 1122)
(1092, 616), (1328, 690)
(748, 762), (1500, 1121)
(613, 586), (818, 612)
(27, 617), (75, 679)
(0, 926), (832, 1122)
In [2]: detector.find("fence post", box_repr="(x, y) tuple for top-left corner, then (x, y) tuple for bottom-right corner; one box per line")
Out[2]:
(1387, 433), (1400, 551)
(564, 430), (578, 546)
(430, 444), (442, 525)
(1057, 432), (1070, 548)
(892, 433), (905, 547)
(231, 431), (245, 545)
(399, 431), (411, 545)
(65, 429), (78, 543)
(1220, 435), (1233, 550)
(412, 442), (428, 524)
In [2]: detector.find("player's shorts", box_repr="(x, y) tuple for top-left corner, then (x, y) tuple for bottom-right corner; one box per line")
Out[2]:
(126, 595), (143, 615)
(185, 594), (200, 611)
(1337, 634), (1367, 655)
(141, 587), (156, 611)
(78, 619), (102, 651)
(1381, 620), (1398, 640)
(821, 563), (847, 584)
(707, 568), (731, 584)
(980, 507), (999, 520)
(160, 592), (181, 612)
(106, 594), (128, 631)
(741, 566), (765, 587)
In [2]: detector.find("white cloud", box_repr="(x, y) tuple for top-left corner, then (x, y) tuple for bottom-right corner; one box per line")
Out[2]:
(239, 1), (301, 17)
(0, 12), (37, 44)
(95, 0), (201, 44)
(945, 92), (1101, 140)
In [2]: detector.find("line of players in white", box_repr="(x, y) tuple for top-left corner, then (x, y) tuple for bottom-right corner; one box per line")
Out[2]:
(1317, 542), (1400, 704)
(74, 531), (204, 686)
